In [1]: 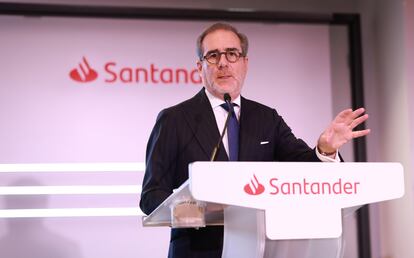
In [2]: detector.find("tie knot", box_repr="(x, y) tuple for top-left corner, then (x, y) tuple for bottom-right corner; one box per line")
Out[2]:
(220, 102), (237, 113)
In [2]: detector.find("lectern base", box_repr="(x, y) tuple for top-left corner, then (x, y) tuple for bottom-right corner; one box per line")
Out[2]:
(222, 206), (345, 258)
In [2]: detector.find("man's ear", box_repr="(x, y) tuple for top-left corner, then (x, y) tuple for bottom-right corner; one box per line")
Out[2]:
(196, 60), (202, 72)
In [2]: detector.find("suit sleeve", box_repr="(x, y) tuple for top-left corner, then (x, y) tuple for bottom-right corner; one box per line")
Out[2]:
(272, 109), (320, 162)
(139, 109), (178, 215)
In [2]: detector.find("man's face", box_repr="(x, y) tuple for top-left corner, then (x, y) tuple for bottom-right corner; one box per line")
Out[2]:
(197, 29), (248, 101)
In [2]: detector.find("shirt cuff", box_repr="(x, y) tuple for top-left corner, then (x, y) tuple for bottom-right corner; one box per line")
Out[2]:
(315, 148), (340, 163)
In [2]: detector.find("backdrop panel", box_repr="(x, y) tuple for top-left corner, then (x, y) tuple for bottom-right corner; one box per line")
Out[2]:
(0, 15), (334, 258)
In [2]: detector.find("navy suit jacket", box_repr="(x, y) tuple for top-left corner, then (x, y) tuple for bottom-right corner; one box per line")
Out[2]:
(140, 89), (320, 257)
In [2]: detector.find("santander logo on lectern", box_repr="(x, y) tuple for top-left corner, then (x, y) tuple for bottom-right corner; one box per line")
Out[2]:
(244, 174), (265, 195)
(69, 57), (98, 83)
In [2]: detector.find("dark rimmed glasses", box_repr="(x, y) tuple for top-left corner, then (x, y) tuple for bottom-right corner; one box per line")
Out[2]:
(201, 50), (244, 64)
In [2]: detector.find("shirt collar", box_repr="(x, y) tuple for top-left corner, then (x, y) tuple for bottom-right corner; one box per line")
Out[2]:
(204, 88), (241, 109)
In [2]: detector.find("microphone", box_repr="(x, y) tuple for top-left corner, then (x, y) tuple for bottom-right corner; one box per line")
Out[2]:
(224, 93), (231, 103)
(210, 93), (233, 161)
(223, 93), (235, 114)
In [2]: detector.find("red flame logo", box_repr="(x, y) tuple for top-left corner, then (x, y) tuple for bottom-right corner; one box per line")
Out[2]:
(244, 174), (265, 195)
(69, 57), (98, 82)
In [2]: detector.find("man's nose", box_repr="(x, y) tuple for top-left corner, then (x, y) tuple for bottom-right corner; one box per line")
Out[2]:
(217, 53), (229, 67)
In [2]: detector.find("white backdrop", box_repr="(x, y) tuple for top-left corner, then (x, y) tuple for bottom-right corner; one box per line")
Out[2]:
(0, 15), (333, 257)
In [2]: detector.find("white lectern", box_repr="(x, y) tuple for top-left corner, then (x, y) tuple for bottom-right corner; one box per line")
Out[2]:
(143, 162), (404, 258)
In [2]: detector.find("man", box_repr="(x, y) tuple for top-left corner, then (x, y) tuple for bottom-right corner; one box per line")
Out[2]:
(140, 23), (370, 258)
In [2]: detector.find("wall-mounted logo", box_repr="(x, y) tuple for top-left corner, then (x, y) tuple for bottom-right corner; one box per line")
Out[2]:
(244, 174), (265, 195)
(68, 56), (201, 85)
(69, 57), (98, 83)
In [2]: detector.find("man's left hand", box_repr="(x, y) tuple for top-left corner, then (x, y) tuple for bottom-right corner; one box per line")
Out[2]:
(317, 108), (370, 154)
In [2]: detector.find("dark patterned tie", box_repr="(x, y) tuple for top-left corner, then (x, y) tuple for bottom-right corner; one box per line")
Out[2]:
(220, 103), (239, 161)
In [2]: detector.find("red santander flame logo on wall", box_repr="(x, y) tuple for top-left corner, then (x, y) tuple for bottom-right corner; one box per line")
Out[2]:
(69, 57), (98, 83)
(244, 174), (265, 195)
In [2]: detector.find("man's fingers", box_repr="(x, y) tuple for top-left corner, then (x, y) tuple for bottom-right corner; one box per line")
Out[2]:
(337, 109), (353, 118)
(351, 108), (366, 119)
(352, 129), (371, 138)
(336, 107), (367, 125)
(335, 108), (353, 123)
(350, 114), (369, 129)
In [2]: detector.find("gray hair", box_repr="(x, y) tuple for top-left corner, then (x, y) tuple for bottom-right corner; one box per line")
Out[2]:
(196, 22), (249, 60)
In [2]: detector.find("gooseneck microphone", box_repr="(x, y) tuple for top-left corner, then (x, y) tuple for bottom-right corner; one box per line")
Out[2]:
(223, 93), (232, 110)
(210, 93), (233, 161)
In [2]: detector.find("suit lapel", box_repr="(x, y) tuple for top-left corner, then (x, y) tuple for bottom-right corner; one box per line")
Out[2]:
(239, 96), (259, 161)
(181, 89), (228, 161)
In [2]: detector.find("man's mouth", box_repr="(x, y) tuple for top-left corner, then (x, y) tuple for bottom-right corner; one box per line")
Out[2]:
(217, 75), (232, 79)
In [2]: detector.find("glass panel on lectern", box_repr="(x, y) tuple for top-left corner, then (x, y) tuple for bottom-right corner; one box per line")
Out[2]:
(170, 198), (206, 228)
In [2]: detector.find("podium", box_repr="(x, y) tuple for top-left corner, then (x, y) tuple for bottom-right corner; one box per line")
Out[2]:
(142, 162), (404, 258)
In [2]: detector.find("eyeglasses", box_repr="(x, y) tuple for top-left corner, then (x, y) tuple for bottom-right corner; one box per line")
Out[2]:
(201, 50), (244, 64)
